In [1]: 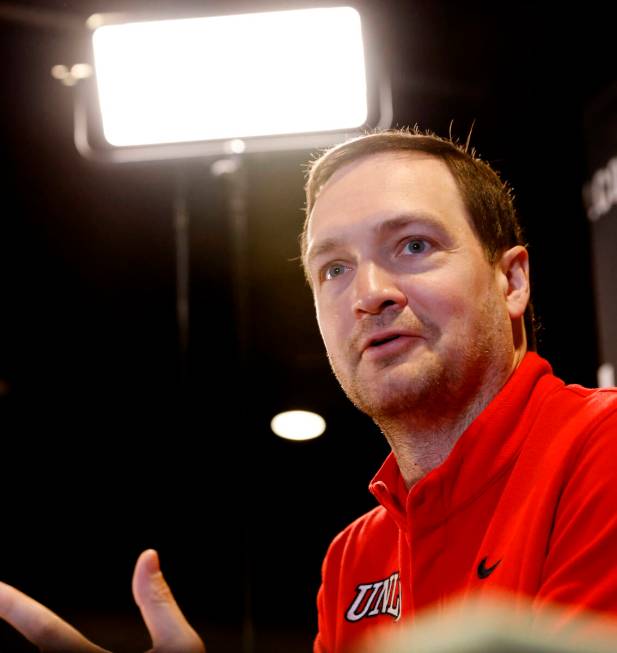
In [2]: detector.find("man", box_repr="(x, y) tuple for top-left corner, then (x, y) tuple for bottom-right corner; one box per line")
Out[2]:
(303, 129), (617, 652)
(1, 129), (617, 653)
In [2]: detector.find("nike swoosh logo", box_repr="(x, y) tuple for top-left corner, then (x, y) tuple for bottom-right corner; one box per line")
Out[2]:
(477, 556), (501, 579)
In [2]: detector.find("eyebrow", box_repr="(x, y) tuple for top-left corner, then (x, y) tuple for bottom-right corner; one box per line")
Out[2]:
(306, 212), (445, 267)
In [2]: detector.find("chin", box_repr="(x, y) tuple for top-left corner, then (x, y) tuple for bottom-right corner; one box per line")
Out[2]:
(346, 371), (440, 420)
(345, 350), (491, 421)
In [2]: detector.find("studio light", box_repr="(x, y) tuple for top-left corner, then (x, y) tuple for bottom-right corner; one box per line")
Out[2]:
(92, 7), (366, 147)
(74, 6), (392, 162)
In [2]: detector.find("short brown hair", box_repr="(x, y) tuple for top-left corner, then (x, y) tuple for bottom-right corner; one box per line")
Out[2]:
(301, 127), (537, 349)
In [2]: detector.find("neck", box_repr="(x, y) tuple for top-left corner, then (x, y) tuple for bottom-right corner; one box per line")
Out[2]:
(377, 347), (527, 489)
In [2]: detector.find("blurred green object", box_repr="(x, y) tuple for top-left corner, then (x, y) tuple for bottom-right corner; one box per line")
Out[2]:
(354, 593), (617, 653)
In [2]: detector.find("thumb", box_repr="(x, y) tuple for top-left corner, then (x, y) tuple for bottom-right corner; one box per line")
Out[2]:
(132, 549), (205, 653)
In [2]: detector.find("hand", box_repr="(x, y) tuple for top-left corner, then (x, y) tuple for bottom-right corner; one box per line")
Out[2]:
(0, 549), (206, 653)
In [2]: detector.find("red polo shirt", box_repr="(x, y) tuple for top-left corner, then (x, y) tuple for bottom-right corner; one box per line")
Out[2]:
(315, 353), (617, 652)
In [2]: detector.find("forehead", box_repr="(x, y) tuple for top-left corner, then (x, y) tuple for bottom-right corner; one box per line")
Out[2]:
(307, 150), (472, 246)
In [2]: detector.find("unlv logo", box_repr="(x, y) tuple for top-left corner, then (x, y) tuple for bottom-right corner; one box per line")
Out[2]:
(345, 572), (401, 622)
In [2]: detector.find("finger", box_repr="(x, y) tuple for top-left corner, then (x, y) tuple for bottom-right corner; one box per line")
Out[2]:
(132, 549), (205, 653)
(0, 581), (110, 653)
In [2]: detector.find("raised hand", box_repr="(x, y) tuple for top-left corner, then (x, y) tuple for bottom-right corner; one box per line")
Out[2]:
(132, 549), (205, 653)
(0, 548), (205, 653)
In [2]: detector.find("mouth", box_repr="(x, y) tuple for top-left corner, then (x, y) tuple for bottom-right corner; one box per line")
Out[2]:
(361, 330), (419, 356)
(369, 334), (402, 348)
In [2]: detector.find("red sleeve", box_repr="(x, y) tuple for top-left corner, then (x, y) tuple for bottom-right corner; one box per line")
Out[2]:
(314, 535), (341, 653)
(534, 408), (617, 622)
(314, 582), (328, 653)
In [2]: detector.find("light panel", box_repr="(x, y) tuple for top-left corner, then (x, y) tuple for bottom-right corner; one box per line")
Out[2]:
(91, 7), (368, 147)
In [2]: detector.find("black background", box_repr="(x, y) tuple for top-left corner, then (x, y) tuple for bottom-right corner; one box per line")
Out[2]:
(0, 1), (614, 651)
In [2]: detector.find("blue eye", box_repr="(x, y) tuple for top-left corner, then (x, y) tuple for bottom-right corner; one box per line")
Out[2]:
(403, 239), (429, 254)
(324, 263), (348, 281)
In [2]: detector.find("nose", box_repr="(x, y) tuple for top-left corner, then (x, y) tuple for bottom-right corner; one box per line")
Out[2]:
(352, 261), (407, 318)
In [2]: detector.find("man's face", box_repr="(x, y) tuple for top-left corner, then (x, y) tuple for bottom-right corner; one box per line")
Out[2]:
(305, 151), (517, 421)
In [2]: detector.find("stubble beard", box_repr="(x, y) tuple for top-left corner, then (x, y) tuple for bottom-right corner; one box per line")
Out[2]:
(329, 295), (513, 429)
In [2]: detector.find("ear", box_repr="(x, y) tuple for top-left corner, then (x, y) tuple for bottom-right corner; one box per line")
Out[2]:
(496, 246), (530, 320)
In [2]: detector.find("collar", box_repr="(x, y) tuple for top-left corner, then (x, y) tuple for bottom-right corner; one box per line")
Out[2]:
(369, 352), (560, 530)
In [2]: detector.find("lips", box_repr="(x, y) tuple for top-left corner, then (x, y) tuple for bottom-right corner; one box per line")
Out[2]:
(362, 330), (419, 354)
(371, 334), (401, 347)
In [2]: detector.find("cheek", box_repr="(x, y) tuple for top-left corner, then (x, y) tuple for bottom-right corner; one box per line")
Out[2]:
(315, 301), (344, 355)
(407, 278), (466, 320)
(407, 268), (492, 327)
